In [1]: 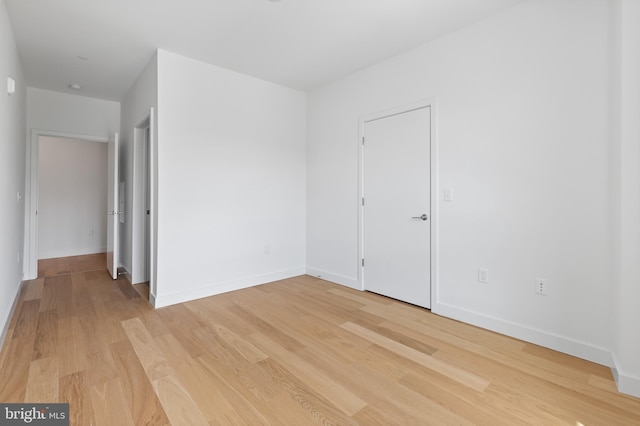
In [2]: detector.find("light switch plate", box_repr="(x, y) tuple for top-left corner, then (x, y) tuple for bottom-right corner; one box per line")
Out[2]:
(7, 77), (15, 95)
(478, 268), (489, 283)
(444, 188), (453, 202)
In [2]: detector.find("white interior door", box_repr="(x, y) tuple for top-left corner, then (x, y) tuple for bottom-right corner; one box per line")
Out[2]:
(106, 133), (119, 279)
(362, 107), (431, 308)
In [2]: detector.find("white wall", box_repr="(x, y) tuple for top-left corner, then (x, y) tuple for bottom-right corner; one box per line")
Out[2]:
(26, 88), (120, 137)
(24, 88), (120, 279)
(610, 0), (640, 397)
(119, 53), (158, 286)
(0, 0), (26, 342)
(154, 50), (307, 307)
(308, 0), (615, 370)
(37, 136), (107, 259)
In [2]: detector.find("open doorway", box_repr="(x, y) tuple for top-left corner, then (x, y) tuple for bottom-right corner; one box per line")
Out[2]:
(38, 136), (108, 260)
(25, 131), (110, 279)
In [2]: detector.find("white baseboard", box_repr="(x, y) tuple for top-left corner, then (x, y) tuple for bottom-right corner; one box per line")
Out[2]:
(302, 278), (625, 385)
(38, 246), (107, 260)
(153, 267), (306, 308)
(611, 355), (640, 398)
(433, 301), (613, 367)
(0, 280), (23, 355)
(148, 266), (640, 399)
(305, 267), (360, 290)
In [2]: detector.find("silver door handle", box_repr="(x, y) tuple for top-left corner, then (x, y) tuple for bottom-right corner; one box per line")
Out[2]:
(412, 214), (429, 221)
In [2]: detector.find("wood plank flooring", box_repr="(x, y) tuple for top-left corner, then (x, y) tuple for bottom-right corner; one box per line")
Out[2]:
(1, 256), (639, 425)
(38, 253), (106, 277)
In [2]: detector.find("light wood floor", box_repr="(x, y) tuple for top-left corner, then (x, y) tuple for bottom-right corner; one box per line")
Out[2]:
(38, 253), (107, 277)
(1, 258), (639, 425)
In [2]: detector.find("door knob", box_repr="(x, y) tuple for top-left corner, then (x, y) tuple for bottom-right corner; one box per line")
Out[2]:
(412, 214), (429, 221)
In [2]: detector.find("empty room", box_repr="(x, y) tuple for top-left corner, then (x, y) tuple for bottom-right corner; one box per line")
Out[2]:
(1, 0), (640, 424)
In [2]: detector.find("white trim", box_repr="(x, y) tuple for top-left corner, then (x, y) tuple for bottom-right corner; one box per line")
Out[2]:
(305, 268), (359, 290)
(148, 108), (158, 304)
(433, 301), (614, 367)
(149, 291), (157, 308)
(367, 291), (640, 396)
(131, 110), (155, 291)
(357, 98), (438, 309)
(131, 125), (146, 283)
(153, 268), (306, 308)
(615, 375), (640, 398)
(38, 246), (107, 260)
(24, 129), (110, 280)
(0, 280), (22, 354)
(611, 354), (640, 398)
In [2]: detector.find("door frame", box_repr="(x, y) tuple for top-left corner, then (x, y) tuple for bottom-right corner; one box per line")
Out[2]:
(357, 99), (439, 307)
(131, 108), (157, 304)
(24, 129), (109, 280)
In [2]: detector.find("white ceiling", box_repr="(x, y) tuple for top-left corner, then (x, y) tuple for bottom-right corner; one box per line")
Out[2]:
(5, 0), (523, 101)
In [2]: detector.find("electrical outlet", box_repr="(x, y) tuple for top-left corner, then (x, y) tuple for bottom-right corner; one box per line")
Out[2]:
(478, 268), (489, 283)
(16, 251), (20, 264)
(535, 278), (548, 295)
(88, 227), (95, 236)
